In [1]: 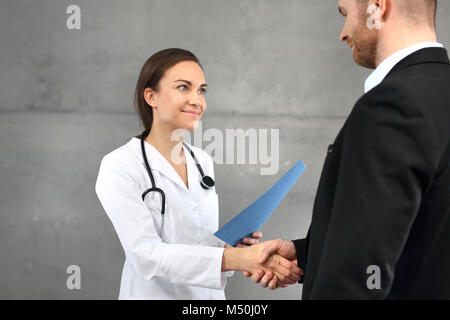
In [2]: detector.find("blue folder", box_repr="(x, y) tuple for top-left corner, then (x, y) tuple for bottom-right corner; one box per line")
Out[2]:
(214, 160), (306, 246)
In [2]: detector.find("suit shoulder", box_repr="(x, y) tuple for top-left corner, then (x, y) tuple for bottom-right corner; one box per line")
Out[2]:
(356, 79), (424, 119)
(348, 78), (441, 156)
(372, 62), (450, 102)
(361, 77), (416, 102)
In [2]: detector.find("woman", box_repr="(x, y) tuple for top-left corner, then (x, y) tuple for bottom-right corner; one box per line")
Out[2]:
(94, 48), (273, 299)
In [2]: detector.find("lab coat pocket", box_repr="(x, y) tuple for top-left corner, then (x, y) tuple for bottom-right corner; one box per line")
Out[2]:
(199, 192), (219, 234)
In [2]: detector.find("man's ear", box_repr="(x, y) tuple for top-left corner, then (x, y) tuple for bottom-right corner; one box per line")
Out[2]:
(376, 0), (389, 21)
(143, 87), (157, 108)
(366, 0), (387, 30)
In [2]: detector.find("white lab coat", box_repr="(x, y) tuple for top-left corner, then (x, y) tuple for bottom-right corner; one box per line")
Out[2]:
(95, 137), (232, 299)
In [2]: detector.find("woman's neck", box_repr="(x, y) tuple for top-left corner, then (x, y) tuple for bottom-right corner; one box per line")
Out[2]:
(145, 122), (185, 165)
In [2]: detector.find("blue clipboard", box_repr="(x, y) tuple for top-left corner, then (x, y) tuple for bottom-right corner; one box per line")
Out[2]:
(214, 160), (306, 246)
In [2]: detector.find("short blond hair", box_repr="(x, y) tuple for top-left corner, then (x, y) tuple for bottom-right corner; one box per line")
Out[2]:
(356, 0), (437, 28)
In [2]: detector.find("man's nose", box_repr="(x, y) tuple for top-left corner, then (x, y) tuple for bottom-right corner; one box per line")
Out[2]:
(339, 27), (348, 42)
(339, 30), (348, 42)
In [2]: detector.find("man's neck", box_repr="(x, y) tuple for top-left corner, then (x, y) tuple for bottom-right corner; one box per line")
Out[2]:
(375, 25), (438, 67)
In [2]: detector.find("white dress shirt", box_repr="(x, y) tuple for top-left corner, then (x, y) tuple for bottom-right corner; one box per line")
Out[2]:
(364, 42), (444, 93)
(95, 137), (232, 299)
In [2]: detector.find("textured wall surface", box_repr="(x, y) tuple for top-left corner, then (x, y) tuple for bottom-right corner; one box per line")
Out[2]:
(1, 0), (449, 299)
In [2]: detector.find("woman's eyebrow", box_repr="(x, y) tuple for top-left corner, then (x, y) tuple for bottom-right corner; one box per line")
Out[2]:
(174, 79), (207, 87)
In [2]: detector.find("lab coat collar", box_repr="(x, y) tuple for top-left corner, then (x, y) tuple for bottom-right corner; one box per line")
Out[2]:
(127, 137), (196, 193)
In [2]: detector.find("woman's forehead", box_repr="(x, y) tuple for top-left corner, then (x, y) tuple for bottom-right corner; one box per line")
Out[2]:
(162, 61), (205, 83)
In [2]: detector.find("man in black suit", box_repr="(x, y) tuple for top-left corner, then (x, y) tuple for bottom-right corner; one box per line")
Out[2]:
(250, 0), (450, 299)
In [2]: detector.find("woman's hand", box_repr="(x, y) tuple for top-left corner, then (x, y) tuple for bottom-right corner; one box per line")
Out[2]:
(241, 238), (303, 290)
(221, 240), (303, 290)
(238, 242), (302, 284)
(237, 231), (263, 247)
(247, 259), (301, 290)
(224, 230), (294, 289)
(237, 231), (263, 277)
(224, 231), (262, 250)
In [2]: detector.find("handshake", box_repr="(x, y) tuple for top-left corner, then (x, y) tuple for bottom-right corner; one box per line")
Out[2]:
(222, 232), (304, 290)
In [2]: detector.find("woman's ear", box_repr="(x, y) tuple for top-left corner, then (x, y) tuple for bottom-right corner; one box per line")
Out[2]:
(143, 88), (157, 109)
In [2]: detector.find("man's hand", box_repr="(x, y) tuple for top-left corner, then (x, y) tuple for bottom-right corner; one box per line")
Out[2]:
(233, 232), (290, 289)
(243, 239), (302, 289)
(242, 241), (302, 284)
(222, 240), (303, 289)
(259, 239), (297, 262)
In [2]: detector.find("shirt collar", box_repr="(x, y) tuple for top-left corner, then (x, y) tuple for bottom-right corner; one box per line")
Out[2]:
(364, 42), (444, 93)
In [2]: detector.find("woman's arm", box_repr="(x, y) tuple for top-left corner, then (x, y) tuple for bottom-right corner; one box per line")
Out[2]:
(95, 154), (227, 290)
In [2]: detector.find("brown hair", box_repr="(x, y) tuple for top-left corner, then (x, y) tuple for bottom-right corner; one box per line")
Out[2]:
(134, 48), (202, 137)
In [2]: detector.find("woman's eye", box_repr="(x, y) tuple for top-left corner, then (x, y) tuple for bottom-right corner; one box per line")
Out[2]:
(177, 85), (187, 91)
(198, 88), (207, 95)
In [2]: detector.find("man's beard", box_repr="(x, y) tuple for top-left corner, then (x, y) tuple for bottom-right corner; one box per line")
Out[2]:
(352, 31), (378, 69)
(351, 13), (379, 69)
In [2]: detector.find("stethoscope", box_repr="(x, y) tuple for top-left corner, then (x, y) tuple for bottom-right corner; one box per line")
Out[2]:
(140, 130), (215, 214)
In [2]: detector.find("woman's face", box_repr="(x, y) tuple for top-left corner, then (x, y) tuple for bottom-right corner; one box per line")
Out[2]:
(145, 61), (207, 132)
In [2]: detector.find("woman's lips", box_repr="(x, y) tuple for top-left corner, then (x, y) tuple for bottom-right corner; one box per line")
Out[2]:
(182, 110), (201, 116)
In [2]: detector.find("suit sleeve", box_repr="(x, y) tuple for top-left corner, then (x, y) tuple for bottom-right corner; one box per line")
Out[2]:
(310, 82), (441, 299)
(292, 238), (308, 284)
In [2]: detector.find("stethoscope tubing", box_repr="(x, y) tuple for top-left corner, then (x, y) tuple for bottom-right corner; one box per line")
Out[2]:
(140, 130), (214, 214)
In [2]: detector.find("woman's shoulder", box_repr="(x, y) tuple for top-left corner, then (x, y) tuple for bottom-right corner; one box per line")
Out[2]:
(99, 138), (141, 172)
(95, 138), (145, 192)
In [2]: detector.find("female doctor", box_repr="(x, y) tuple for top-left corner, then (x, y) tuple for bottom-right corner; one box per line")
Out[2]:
(94, 48), (299, 299)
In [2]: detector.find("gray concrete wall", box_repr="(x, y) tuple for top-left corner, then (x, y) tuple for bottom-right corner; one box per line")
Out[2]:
(1, 0), (449, 299)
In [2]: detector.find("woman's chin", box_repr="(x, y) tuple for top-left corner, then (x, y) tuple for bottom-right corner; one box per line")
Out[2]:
(180, 120), (201, 131)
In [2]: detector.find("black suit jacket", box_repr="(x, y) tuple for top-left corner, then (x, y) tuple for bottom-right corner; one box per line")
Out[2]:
(293, 47), (450, 299)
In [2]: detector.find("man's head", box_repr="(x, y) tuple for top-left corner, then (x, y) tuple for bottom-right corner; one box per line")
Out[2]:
(338, 0), (437, 69)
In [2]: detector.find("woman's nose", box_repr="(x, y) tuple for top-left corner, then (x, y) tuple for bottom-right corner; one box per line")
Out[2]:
(187, 92), (203, 107)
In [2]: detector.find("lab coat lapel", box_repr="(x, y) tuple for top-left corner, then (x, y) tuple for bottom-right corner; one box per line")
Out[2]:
(132, 138), (189, 192)
(152, 151), (189, 192)
(184, 144), (201, 198)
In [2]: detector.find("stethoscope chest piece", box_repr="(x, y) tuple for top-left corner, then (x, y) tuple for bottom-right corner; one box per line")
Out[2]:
(200, 175), (215, 190)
